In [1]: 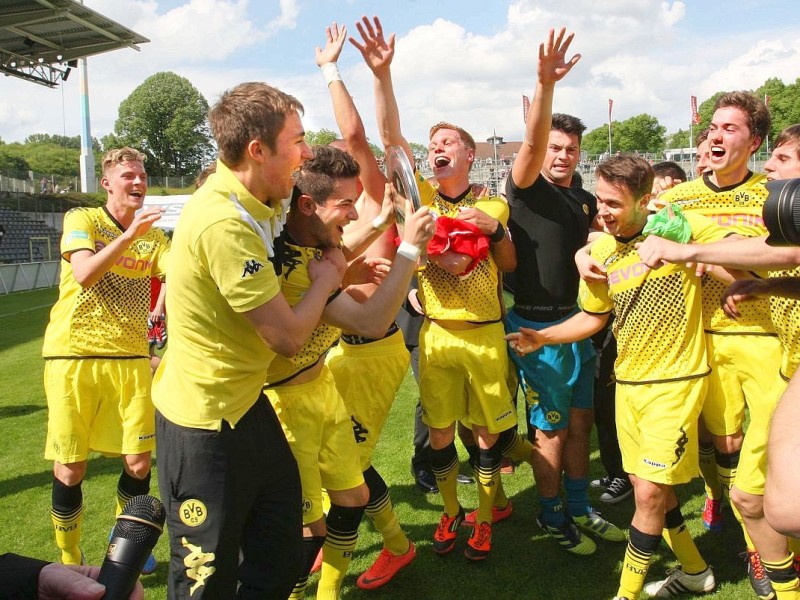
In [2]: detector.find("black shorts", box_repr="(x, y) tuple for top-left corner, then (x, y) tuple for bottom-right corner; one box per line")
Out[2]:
(156, 395), (303, 599)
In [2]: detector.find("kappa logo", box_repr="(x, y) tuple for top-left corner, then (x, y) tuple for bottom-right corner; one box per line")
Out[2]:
(672, 427), (689, 466)
(351, 416), (369, 443)
(181, 537), (216, 595)
(179, 499), (208, 527)
(241, 259), (264, 278)
(545, 410), (561, 424)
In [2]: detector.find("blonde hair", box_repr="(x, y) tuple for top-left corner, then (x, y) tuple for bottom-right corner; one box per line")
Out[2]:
(102, 147), (147, 177)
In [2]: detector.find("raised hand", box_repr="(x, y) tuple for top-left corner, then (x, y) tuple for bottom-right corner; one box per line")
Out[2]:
(349, 15), (395, 75)
(538, 27), (581, 85)
(316, 21), (347, 66)
(127, 207), (162, 240)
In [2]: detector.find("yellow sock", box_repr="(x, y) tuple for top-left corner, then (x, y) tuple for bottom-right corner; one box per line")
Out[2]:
(321, 489), (331, 516)
(502, 431), (533, 464)
(475, 448), (500, 525)
(618, 542), (654, 600)
(288, 578), (308, 599)
(51, 505), (82, 564)
(431, 447), (461, 517)
(366, 492), (409, 556)
(318, 505), (363, 599)
(663, 523), (707, 574)
(52, 479), (83, 565)
(493, 478), (509, 509)
(763, 554), (800, 599)
(741, 521), (756, 552)
(715, 451), (738, 500)
(698, 443), (722, 500)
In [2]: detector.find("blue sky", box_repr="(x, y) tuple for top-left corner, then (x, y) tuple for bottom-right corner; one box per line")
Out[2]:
(1, 0), (799, 148)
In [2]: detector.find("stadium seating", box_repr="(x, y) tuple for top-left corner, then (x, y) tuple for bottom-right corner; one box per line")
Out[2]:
(0, 208), (61, 264)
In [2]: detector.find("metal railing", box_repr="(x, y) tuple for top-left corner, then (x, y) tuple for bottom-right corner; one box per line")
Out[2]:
(0, 260), (60, 294)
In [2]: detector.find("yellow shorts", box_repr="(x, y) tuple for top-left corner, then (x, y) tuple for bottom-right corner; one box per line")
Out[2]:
(419, 320), (516, 434)
(735, 378), (787, 495)
(266, 366), (364, 525)
(617, 377), (706, 485)
(326, 329), (409, 471)
(44, 358), (155, 463)
(703, 333), (783, 436)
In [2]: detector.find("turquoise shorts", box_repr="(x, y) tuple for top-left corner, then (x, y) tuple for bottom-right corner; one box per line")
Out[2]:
(506, 309), (596, 431)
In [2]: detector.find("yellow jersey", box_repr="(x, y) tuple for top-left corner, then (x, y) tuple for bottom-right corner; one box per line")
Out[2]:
(415, 173), (507, 322)
(43, 206), (169, 358)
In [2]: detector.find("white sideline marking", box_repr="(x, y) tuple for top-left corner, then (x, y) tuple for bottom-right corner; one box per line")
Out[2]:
(0, 303), (54, 319)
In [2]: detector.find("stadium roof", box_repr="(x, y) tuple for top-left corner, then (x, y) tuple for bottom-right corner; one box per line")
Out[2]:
(0, 0), (148, 88)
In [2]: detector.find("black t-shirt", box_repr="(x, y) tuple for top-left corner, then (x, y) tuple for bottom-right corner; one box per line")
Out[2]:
(506, 175), (596, 322)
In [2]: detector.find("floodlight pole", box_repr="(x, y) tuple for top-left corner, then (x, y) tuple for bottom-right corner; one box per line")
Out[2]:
(78, 56), (95, 193)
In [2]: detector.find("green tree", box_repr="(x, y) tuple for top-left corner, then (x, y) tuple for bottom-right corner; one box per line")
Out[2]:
(112, 72), (213, 178)
(305, 128), (339, 146)
(24, 134), (102, 152)
(614, 114), (665, 153)
(697, 92), (725, 130)
(666, 128), (693, 149)
(581, 125), (612, 155)
(2, 142), (79, 177)
(0, 149), (31, 178)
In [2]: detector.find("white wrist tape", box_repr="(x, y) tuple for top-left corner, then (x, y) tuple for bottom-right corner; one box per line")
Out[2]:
(320, 62), (342, 85)
(372, 215), (389, 231)
(397, 241), (421, 261)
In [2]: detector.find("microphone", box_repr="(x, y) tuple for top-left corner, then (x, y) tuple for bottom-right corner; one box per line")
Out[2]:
(97, 494), (166, 600)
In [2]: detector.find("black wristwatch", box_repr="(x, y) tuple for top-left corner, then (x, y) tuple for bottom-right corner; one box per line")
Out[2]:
(490, 221), (506, 243)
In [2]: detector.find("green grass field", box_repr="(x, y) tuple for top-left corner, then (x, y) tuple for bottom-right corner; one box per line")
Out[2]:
(0, 288), (756, 599)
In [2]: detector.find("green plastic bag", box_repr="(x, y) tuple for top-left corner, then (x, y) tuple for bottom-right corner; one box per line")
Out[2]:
(642, 202), (691, 243)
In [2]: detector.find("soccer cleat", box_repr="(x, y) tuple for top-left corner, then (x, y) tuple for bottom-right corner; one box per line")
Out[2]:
(537, 515), (596, 556)
(464, 522), (492, 561)
(572, 509), (626, 542)
(643, 566), (716, 597)
(432, 507), (465, 555)
(142, 552), (158, 575)
(462, 500), (513, 526)
(456, 473), (475, 485)
(356, 542), (416, 590)
(599, 477), (634, 504)
(702, 496), (724, 531)
(740, 550), (775, 600)
(590, 476), (613, 489)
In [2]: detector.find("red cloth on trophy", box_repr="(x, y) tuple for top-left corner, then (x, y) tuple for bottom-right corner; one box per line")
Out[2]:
(426, 216), (490, 276)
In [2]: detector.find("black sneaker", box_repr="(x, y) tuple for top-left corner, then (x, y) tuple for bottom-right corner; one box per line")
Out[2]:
(599, 477), (633, 504)
(590, 476), (613, 489)
(741, 550), (775, 600)
(457, 473), (475, 485)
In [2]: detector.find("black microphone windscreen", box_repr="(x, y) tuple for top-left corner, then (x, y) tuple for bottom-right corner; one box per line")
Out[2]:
(112, 495), (166, 546)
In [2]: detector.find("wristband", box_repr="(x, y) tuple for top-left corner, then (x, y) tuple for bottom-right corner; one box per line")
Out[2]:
(320, 62), (342, 85)
(490, 221), (506, 243)
(372, 215), (389, 231)
(397, 241), (421, 261)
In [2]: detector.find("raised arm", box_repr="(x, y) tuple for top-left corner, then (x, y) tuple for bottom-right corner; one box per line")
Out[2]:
(636, 234), (800, 271)
(511, 27), (581, 189)
(70, 208), (163, 288)
(350, 16), (414, 164)
(316, 21), (387, 204)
